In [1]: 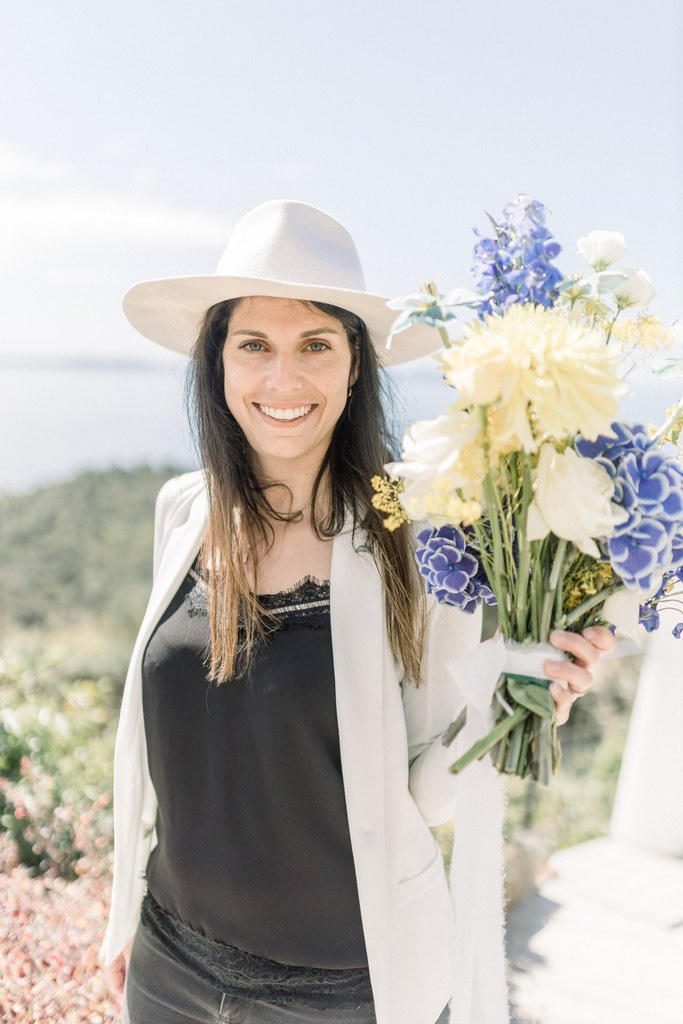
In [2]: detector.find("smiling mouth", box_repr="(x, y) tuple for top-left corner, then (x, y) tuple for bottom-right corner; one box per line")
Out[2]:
(256, 403), (314, 422)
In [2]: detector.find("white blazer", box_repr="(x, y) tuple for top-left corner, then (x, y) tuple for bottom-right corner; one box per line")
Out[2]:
(101, 471), (509, 1024)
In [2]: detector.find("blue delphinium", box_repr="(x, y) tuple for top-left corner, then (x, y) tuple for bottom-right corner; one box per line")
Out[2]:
(639, 569), (680, 634)
(639, 568), (683, 638)
(575, 423), (683, 590)
(471, 195), (563, 317)
(416, 525), (496, 613)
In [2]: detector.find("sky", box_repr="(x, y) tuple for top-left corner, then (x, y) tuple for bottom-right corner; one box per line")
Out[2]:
(1, 0), (682, 485)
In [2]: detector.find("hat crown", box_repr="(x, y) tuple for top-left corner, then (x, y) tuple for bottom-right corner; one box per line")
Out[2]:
(215, 200), (367, 292)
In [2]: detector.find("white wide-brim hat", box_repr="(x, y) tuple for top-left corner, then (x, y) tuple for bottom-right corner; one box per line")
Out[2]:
(123, 199), (440, 366)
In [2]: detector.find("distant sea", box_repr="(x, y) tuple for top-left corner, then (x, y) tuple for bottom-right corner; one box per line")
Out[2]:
(1, 359), (196, 495)
(1, 357), (680, 496)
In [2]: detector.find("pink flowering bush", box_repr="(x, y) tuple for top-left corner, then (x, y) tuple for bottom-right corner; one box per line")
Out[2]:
(0, 641), (120, 1020)
(0, 645), (117, 878)
(0, 836), (118, 1022)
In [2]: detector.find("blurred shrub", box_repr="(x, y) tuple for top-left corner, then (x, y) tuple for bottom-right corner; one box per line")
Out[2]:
(0, 465), (181, 638)
(505, 653), (640, 852)
(0, 643), (118, 879)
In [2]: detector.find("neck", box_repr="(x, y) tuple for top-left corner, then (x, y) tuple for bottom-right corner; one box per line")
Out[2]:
(254, 456), (330, 522)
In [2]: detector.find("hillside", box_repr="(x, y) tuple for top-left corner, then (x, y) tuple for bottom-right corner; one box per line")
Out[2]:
(0, 465), (184, 638)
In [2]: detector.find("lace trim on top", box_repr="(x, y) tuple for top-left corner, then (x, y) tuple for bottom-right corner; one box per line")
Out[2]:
(184, 569), (330, 628)
(141, 891), (373, 1009)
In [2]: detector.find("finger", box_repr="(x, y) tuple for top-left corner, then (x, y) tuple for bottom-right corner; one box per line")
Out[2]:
(545, 657), (593, 697)
(104, 960), (126, 997)
(549, 629), (599, 670)
(550, 681), (577, 725)
(582, 624), (616, 654)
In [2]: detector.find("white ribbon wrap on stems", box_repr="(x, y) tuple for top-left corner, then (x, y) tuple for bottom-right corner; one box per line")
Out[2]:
(444, 636), (510, 1024)
(502, 640), (567, 680)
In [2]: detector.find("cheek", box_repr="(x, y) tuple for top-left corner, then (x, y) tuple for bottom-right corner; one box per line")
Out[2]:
(221, 359), (247, 411)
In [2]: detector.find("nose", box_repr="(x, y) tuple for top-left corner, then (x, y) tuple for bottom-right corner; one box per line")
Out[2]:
(265, 350), (304, 392)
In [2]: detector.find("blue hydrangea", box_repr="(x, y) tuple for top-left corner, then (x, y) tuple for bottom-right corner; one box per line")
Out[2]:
(471, 195), (563, 317)
(415, 525), (496, 613)
(576, 423), (683, 590)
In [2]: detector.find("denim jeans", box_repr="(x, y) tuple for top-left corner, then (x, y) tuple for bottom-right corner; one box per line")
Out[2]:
(122, 914), (450, 1024)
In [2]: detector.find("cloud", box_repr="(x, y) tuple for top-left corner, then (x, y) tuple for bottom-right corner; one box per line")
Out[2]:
(0, 189), (229, 268)
(0, 145), (71, 182)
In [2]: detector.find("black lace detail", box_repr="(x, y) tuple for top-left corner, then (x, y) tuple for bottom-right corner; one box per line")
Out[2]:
(184, 567), (208, 618)
(259, 576), (330, 629)
(183, 571), (330, 630)
(141, 891), (373, 1010)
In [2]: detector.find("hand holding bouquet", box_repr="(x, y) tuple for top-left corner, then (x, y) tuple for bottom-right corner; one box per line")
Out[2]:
(374, 196), (683, 783)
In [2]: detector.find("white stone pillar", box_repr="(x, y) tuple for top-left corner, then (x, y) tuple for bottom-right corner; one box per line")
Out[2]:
(610, 610), (683, 856)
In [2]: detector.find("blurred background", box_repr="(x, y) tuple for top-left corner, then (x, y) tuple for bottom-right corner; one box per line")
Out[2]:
(1, 0), (681, 494)
(0, 2), (681, 1021)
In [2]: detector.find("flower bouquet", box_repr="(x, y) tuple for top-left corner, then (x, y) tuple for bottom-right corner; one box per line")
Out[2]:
(374, 196), (683, 783)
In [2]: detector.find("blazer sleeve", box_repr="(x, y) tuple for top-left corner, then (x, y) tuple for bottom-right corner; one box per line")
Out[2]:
(402, 599), (505, 826)
(100, 470), (206, 966)
(152, 470), (205, 579)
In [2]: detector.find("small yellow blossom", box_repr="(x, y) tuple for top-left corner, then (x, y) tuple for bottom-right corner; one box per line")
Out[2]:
(370, 476), (411, 532)
(563, 562), (613, 612)
(581, 298), (612, 328)
(611, 314), (674, 350)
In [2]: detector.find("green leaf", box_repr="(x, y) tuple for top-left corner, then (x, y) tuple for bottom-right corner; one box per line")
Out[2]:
(507, 677), (555, 719)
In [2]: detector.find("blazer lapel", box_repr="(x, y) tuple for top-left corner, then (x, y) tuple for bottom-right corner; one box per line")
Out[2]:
(330, 526), (390, 1018)
(136, 487), (209, 648)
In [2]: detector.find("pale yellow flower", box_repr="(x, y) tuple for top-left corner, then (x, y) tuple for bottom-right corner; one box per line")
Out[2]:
(385, 408), (486, 523)
(439, 304), (626, 451)
(527, 444), (628, 556)
(401, 478), (483, 527)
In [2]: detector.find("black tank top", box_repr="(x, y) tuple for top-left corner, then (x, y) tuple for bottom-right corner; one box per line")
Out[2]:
(141, 567), (368, 969)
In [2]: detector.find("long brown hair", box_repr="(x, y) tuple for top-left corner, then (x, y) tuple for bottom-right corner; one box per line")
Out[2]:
(187, 297), (426, 683)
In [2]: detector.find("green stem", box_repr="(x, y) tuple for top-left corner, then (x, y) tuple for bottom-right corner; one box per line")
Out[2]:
(562, 581), (624, 627)
(604, 309), (622, 345)
(529, 540), (545, 642)
(653, 396), (683, 446)
(540, 538), (568, 640)
(514, 454), (533, 638)
(480, 407), (511, 636)
(449, 704), (527, 775)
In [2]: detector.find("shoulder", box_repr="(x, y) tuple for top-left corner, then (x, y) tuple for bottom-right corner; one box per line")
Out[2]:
(155, 469), (207, 522)
(152, 470), (207, 574)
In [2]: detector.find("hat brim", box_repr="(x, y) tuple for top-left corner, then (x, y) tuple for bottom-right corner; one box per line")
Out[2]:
(123, 275), (441, 367)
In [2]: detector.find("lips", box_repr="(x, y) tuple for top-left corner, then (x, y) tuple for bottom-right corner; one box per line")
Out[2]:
(256, 403), (314, 421)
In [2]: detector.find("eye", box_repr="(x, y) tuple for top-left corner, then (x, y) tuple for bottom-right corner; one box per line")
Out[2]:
(306, 340), (330, 352)
(240, 340), (265, 352)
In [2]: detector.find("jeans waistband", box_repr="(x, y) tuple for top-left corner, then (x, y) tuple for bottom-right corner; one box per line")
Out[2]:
(140, 890), (374, 1010)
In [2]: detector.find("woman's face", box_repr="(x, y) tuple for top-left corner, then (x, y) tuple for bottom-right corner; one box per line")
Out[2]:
(222, 296), (357, 479)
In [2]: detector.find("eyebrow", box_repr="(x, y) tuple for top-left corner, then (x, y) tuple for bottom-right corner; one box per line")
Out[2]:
(230, 328), (342, 339)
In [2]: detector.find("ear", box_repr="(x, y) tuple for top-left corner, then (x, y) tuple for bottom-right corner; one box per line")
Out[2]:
(349, 356), (360, 388)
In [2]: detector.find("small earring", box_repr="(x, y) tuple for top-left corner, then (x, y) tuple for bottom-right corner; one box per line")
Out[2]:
(347, 385), (353, 398)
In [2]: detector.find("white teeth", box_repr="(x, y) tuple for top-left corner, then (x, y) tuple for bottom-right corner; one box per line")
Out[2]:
(259, 404), (312, 421)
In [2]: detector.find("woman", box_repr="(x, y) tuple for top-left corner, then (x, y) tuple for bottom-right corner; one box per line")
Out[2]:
(101, 200), (612, 1024)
